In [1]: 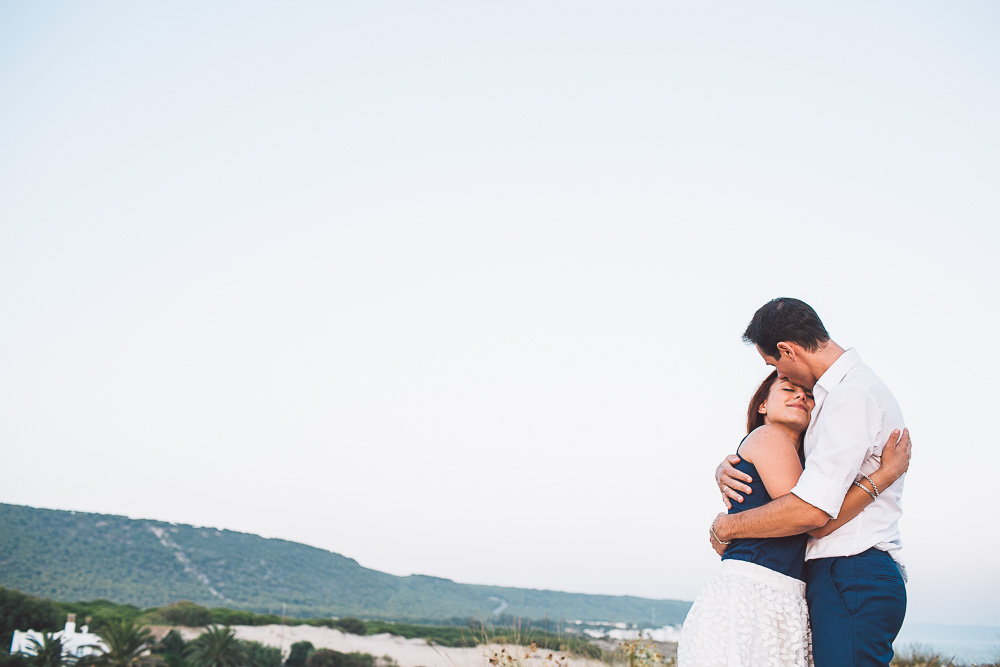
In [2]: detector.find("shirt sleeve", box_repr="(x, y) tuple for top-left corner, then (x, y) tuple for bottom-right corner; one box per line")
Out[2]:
(791, 385), (882, 519)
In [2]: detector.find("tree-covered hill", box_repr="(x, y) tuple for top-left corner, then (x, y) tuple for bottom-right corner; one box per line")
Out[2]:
(0, 504), (690, 625)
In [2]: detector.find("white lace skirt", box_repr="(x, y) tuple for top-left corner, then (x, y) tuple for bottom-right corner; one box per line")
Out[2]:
(678, 559), (813, 667)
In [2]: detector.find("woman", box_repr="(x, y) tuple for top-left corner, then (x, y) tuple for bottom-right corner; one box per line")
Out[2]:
(677, 371), (910, 667)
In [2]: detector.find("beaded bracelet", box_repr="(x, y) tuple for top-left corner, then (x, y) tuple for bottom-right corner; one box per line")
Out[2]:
(854, 480), (877, 501)
(862, 474), (880, 498)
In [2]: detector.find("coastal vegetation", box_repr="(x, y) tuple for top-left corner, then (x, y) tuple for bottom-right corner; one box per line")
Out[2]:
(890, 646), (1000, 666)
(1, 606), (391, 667)
(24, 635), (67, 667)
(1, 589), (602, 664)
(5, 588), (998, 666)
(82, 620), (155, 667)
(0, 504), (689, 626)
(184, 626), (244, 667)
(304, 649), (391, 667)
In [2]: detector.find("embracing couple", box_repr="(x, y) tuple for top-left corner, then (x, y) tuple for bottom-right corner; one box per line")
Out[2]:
(678, 298), (910, 667)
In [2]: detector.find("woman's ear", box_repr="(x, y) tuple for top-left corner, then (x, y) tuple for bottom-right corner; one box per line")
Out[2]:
(758, 403), (767, 414)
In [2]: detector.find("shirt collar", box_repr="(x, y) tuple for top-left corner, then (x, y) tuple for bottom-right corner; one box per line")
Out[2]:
(814, 347), (861, 394)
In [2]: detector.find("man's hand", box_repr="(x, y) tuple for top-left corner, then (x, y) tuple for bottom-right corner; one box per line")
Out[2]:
(709, 512), (730, 556)
(715, 455), (753, 509)
(879, 428), (911, 482)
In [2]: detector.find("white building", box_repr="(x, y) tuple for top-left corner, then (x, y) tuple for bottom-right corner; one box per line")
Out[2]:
(585, 624), (683, 642)
(10, 614), (108, 661)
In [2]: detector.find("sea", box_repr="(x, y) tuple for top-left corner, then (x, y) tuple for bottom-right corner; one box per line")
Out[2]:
(894, 623), (1000, 665)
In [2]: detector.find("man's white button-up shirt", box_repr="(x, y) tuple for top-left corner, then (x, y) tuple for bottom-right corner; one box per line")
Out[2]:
(790, 348), (906, 567)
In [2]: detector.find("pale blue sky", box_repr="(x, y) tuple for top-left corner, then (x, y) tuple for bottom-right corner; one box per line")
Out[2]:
(2, 2), (998, 628)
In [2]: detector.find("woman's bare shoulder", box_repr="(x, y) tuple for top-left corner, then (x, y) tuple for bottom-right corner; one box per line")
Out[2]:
(740, 425), (798, 462)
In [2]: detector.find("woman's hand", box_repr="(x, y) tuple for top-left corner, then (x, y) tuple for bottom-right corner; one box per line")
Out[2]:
(716, 455), (752, 509)
(879, 428), (911, 483)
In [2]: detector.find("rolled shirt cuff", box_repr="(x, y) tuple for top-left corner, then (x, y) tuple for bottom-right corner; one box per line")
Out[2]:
(791, 466), (846, 519)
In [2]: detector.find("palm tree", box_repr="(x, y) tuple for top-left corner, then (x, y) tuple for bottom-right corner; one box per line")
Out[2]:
(83, 619), (154, 667)
(26, 632), (68, 667)
(184, 626), (243, 667)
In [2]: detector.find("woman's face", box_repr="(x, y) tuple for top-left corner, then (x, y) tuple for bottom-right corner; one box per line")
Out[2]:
(761, 378), (815, 433)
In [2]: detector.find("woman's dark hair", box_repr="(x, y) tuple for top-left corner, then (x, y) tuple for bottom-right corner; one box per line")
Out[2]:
(747, 370), (807, 452)
(747, 370), (778, 434)
(742, 297), (830, 358)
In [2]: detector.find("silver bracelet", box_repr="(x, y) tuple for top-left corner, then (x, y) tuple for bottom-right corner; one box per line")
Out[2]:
(711, 518), (731, 545)
(862, 474), (880, 498)
(854, 480), (877, 501)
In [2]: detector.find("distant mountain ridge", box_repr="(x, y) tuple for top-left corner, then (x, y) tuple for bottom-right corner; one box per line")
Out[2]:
(0, 503), (690, 625)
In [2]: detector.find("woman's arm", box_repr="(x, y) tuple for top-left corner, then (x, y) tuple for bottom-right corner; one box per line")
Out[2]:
(807, 428), (911, 538)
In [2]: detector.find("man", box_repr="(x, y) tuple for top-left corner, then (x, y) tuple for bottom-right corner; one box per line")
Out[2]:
(713, 297), (908, 667)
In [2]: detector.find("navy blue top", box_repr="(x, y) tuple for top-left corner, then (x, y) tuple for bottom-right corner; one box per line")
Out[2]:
(721, 440), (808, 581)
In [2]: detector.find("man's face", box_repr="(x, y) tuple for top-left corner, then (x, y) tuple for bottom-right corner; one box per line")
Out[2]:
(756, 344), (815, 390)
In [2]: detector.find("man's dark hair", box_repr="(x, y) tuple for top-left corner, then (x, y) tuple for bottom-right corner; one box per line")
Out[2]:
(743, 297), (830, 357)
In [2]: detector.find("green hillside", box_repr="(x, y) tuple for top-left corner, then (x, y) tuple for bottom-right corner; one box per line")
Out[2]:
(0, 504), (690, 625)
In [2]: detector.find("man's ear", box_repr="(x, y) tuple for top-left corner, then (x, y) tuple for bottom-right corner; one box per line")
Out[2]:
(776, 341), (795, 359)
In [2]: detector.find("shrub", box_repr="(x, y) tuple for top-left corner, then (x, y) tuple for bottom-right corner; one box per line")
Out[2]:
(207, 611), (256, 628)
(157, 631), (186, 657)
(305, 650), (374, 667)
(0, 654), (32, 667)
(148, 603), (211, 628)
(284, 643), (314, 667)
(240, 642), (281, 667)
(330, 620), (366, 637)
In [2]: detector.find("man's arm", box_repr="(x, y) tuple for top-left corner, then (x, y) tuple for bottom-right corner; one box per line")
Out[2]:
(713, 493), (828, 543)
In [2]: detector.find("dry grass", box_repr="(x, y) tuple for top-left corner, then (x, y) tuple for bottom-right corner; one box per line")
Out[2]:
(891, 644), (1000, 667)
